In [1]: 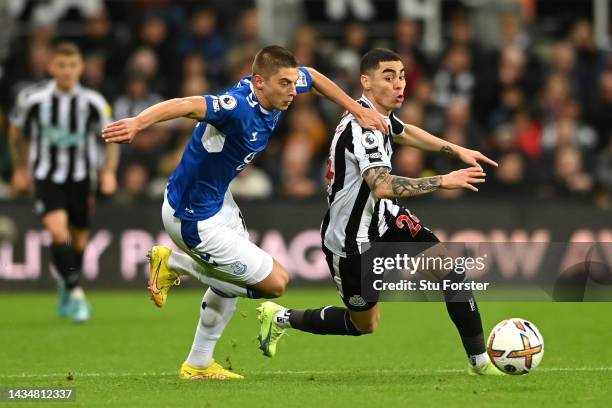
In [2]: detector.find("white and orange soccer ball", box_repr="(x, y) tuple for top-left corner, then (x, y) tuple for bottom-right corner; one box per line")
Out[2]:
(487, 318), (544, 375)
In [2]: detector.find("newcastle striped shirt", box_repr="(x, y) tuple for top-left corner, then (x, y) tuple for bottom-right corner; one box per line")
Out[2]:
(9, 80), (111, 184)
(321, 95), (406, 257)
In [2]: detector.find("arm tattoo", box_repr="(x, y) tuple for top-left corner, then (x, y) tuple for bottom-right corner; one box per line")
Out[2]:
(440, 145), (457, 158)
(364, 166), (392, 191)
(364, 167), (441, 198)
(391, 175), (442, 197)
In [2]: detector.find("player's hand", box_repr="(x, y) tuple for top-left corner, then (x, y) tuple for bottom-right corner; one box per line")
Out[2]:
(10, 168), (32, 195)
(456, 147), (498, 170)
(352, 106), (388, 134)
(101, 117), (142, 144)
(440, 166), (486, 192)
(99, 169), (117, 195)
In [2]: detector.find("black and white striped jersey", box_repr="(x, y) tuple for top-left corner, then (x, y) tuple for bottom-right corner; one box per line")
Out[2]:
(9, 80), (111, 184)
(321, 95), (406, 257)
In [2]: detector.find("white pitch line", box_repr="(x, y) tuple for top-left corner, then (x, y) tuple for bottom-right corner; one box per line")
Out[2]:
(0, 367), (611, 379)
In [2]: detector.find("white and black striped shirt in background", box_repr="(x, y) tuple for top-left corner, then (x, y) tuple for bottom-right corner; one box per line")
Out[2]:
(9, 80), (111, 185)
(321, 96), (406, 257)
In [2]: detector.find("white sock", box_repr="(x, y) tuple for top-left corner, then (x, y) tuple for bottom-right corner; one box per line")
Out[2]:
(273, 308), (291, 328)
(186, 288), (238, 369)
(69, 286), (85, 300)
(168, 250), (251, 298)
(469, 352), (490, 368)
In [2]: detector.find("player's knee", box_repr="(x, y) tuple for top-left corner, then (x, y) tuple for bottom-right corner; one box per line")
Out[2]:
(266, 267), (288, 298)
(266, 279), (287, 298)
(48, 229), (70, 244)
(351, 313), (380, 334)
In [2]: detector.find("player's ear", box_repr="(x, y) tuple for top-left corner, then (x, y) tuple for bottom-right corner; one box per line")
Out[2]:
(360, 74), (371, 91)
(252, 74), (265, 90)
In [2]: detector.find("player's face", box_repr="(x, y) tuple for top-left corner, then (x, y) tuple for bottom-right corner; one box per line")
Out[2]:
(49, 54), (83, 91)
(259, 67), (300, 111)
(362, 61), (406, 113)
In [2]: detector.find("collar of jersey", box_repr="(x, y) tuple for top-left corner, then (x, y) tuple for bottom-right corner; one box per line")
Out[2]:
(359, 94), (394, 120)
(247, 82), (276, 115)
(240, 77), (275, 115)
(51, 80), (82, 96)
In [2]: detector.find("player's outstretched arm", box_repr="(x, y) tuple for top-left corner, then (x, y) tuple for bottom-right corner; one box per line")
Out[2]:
(306, 67), (388, 134)
(395, 124), (498, 170)
(363, 166), (486, 199)
(102, 96), (207, 144)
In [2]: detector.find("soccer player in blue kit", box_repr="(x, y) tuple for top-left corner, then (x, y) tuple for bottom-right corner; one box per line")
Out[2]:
(101, 46), (388, 379)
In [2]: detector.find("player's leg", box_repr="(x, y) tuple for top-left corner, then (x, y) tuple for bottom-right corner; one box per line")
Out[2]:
(43, 209), (75, 291)
(40, 197), (77, 318)
(58, 181), (94, 322)
(67, 225), (91, 322)
(164, 248), (288, 299)
(257, 247), (375, 357)
(179, 287), (243, 380)
(249, 259), (288, 298)
(155, 194), (287, 302)
(42, 208), (90, 322)
(386, 208), (501, 375)
(156, 193), (266, 379)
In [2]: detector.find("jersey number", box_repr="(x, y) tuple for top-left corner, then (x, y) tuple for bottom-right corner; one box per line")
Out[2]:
(236, 152), (257, 171)
(325, 151), (334, 187)
(396, 211), (422, 237)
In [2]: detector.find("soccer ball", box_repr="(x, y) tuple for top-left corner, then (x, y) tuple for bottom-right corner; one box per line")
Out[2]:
(487, 318), (544, 375)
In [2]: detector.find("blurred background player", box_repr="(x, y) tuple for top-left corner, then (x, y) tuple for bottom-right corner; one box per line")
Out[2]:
(102, 45), (388, 380)
(257, 48), (503, 376)
(8, 42), (118, 323)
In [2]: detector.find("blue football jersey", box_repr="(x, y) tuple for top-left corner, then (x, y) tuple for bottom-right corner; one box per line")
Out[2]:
(167, 67), (313, 220)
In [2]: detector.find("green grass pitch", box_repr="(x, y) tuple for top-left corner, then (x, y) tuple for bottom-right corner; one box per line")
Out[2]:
(1, 289), (611, 407)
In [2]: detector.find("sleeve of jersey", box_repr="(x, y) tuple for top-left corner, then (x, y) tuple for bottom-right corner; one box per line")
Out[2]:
(296, 67), (313, 94)
(353, 128), (392, 176)
(90, 92), (112, 132)
(98, 97), (112, 128)
(389, 112), (406, 138)
(203, 93), (247, 127)
(8, 90), (31, 128)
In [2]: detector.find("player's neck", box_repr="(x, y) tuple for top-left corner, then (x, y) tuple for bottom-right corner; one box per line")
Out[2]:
(54, 81), (79, 94)
(362, 93), (391, 117)
(253, 87), (275, 111)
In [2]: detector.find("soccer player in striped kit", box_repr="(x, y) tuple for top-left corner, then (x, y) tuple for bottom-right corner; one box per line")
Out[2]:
(257, 49), (504, 376)
(9, 42), (119, 323)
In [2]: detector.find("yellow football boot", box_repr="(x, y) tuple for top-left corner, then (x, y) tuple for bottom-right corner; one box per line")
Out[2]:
(468, 360), (506, 376)
(147, 246), (180, 308)
(257, 301), (287, 358)
(179, 362), (244, 380)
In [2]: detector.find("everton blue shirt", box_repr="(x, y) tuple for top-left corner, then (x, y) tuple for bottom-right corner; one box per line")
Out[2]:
(167, 67), (313, 221)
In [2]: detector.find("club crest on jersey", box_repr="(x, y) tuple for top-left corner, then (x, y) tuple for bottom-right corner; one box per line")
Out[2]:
(348, 295), (366, 307)
(220, 95), (237, 110)
(361, 131), (378, 149)
(230, 261), (247, 276)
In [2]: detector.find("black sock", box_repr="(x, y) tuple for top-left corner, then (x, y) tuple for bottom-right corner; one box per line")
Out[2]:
(443, 270), (485, 356)
(288, 307), (362, 336)
(73, 249), (84, 290)
(74, 250), (84, 273)
(50, 244), (80, 291)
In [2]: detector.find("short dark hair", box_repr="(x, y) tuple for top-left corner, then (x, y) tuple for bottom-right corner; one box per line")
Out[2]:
(252, 45), (299, 78)
(52, 41), (82, 58)
(360, 48), (402, 75)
